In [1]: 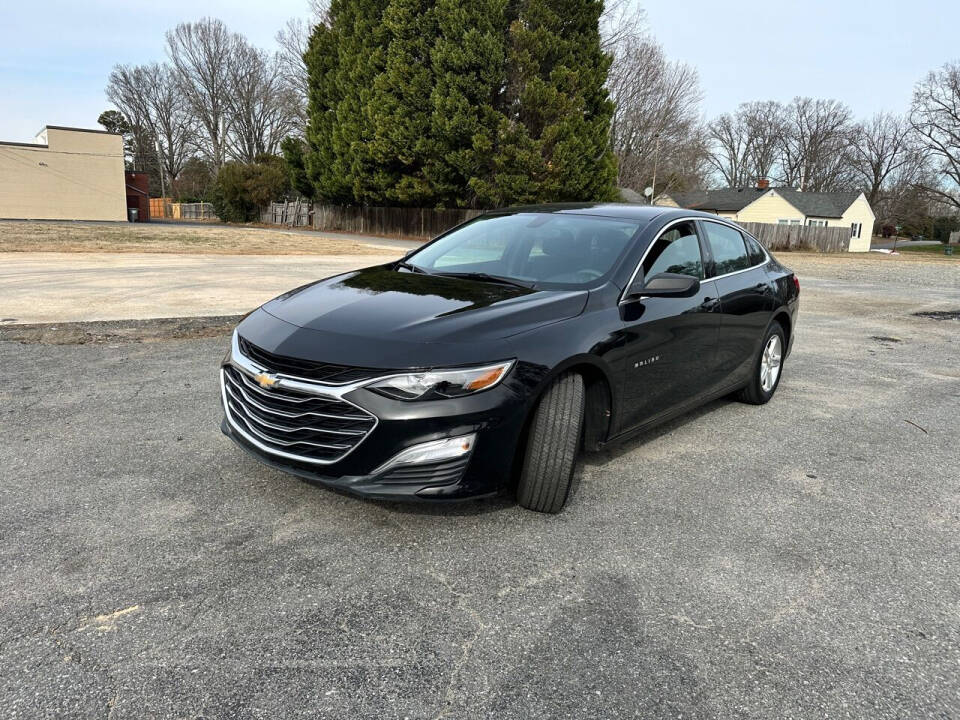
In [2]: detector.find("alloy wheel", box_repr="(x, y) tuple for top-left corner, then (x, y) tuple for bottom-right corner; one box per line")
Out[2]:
(760, 334), (782, 393)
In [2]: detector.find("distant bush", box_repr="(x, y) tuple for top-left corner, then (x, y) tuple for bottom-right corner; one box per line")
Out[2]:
(932, 215), (960, 244)
(211, 156), (290, 223)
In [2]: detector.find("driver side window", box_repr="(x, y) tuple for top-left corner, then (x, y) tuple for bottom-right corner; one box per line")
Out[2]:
(643, 221), (704, 282)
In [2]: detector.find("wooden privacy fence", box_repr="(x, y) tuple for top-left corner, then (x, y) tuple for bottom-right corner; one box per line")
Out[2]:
(737, 221), (851, 253)
(313, 205), (481, 239)
(175, 202), (216, 220)
(262, 201), (481, 239)
(148, 199), (217, 221)
(263, 200), (311, 227)
(148, 197), (172, 219)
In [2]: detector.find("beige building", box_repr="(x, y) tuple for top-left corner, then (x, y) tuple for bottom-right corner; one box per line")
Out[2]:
(0, 125), (127, 221)
(656, 183), (876, 252)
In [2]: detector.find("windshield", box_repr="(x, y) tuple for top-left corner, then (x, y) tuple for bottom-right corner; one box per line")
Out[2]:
(405, 213), (643, 288)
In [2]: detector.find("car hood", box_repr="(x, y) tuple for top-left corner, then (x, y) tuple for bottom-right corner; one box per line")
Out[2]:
(260, 265), (588, 345)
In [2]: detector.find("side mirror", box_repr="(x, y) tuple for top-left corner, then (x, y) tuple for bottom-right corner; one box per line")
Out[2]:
(627, 272), (700, 299)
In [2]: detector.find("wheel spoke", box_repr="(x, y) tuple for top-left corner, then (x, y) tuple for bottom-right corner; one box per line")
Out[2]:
(759, 334), (783, 393)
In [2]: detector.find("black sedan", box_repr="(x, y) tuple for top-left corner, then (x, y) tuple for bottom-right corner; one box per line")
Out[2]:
(220, 204), (799, 513)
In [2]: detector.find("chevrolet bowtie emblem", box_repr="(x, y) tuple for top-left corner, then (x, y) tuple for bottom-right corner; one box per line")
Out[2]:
(254, 372), (279, 389)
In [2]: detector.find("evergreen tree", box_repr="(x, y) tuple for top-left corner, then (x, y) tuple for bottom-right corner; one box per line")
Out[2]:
(303, 0), (390, 203)
(281, 136), (314, 198)
(299, 0), (617, 207)
(497, 0), (618, 203)
(362, 0), (436, 205)
(426, 0), (508, 208)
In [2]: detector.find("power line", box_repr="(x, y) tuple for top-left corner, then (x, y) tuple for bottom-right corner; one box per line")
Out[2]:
(0, 145), (124, 159)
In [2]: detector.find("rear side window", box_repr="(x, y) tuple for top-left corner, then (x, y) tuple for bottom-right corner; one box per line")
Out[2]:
(703, 222), (750, 275)
(643, 221), (704, 281)
(744, 235), (767, 265)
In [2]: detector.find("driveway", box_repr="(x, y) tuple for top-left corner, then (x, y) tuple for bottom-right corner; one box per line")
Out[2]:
(1, 256), (959, 718)
(0, 251), (401, 323)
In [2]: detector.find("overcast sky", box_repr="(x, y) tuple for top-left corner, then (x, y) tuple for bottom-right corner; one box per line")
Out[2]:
(1, 0), (957, 141)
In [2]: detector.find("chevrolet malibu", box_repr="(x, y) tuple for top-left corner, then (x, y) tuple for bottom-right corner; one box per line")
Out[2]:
(220, 204), (799, 513)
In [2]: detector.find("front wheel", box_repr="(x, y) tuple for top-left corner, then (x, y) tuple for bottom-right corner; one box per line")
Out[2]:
(737, 324), (786, 405)
(516, 372), (585, 513)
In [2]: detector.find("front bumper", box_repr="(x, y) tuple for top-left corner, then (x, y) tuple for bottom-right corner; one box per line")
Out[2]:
(221, 417), (500, 501)
(219, 348), (532, 502)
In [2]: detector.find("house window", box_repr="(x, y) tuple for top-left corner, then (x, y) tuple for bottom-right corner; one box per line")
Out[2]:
(850, 223), (862, 238)
(808, 219), (828, 228)
(777, 219), (802, 225)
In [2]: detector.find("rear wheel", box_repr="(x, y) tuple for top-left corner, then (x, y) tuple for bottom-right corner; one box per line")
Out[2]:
(737, 324), (785, 405)
(516, 372), (585, 513)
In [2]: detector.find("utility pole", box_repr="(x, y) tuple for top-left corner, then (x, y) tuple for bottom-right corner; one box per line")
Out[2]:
(650, 133), (661, 205)
(154, 138), (167, 201)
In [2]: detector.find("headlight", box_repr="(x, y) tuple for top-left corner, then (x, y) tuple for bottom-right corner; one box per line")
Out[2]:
(366, 360), (515, 401)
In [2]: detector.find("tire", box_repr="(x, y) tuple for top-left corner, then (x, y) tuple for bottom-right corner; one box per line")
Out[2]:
(737, 323), (786, 405)
(516, 372), (585, 513)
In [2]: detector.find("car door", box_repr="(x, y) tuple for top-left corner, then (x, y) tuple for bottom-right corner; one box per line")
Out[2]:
(699, 220), (777, 386)
(616, 219), (722, 433)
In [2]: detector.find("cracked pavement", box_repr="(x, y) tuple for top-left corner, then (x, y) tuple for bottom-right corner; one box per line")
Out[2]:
(1, 255), (959, 718)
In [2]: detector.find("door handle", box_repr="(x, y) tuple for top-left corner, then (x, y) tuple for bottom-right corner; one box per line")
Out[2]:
(700, 297), (719, 310)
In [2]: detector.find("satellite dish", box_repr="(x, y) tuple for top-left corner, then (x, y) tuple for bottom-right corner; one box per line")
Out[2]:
(643, 186), (654, 197)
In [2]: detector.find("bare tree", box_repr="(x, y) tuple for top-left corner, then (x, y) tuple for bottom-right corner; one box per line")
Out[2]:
(140, 63), (193, 181)
(778, 97), (855, 191)
(740, 100), (786, 183)
(706, 112), (751, 187)
(910, 61), (960, 211)
(225, 41), (301, 162)
(276, 1), (330, 133)
(848, 112), (922, 208)
(705, 101), (786, 188)
(608, 37), (706, 193)
(600, 0), (646, 54)
(166, 18), (240, 168)
(275, 18), (311, 129)
(105, 64), (155, 172)
(107, 63), (193, 184)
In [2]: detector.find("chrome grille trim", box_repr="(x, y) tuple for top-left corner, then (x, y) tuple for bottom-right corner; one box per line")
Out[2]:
(223, 372), (368, 428)
(224, 387), (365, 439)
(222, 332), (380, 465)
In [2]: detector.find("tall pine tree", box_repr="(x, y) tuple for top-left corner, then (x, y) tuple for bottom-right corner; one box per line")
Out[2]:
(496, 0), (618, 203)
(300, 0), (617, 208)
(363, 0), (436, 205)
(426, 0), (508, 208)
(303, 0), (389, 202)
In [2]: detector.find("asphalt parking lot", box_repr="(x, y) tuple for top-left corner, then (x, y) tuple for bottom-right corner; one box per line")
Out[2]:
(2, 257), (959, 719)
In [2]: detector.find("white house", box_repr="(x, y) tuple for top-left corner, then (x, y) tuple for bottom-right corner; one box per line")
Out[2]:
(656, 182), (876, 252)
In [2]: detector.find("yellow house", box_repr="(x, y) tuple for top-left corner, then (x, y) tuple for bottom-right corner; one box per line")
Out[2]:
(656, 185), (876, 252)
(0, 125), (127, 222)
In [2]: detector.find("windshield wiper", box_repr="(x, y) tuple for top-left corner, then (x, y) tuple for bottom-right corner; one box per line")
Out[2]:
(395, 260), (429, 274)
(432, 271), (535, 289)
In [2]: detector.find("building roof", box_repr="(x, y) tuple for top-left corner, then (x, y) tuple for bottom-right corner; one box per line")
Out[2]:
(665, 187), (864, 218)
(39, 125), (120, 136)
(667, 187), (769, 212)
(618, 187), (647, 203)
(774, 189), (861, 218)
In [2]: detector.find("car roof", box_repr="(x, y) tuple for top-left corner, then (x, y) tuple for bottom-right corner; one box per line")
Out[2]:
(486, 203), (718, 223)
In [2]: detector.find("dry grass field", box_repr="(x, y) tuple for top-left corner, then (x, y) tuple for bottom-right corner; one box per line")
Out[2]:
(0, 221), (393, 255)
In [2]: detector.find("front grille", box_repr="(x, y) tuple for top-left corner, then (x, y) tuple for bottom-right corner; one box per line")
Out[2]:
(378, 456), (470, 486)
(222, 365), (376, 463)
(238, 336), (395, 385)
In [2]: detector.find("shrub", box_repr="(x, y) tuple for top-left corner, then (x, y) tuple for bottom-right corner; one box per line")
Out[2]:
(211, 156), (290, 223)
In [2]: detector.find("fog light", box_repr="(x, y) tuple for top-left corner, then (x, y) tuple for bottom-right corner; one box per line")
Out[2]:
(372, 433), (476, 475)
